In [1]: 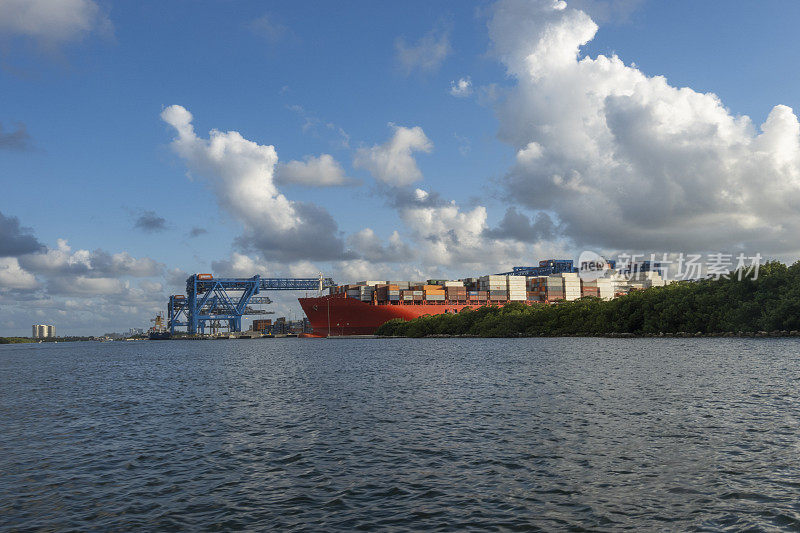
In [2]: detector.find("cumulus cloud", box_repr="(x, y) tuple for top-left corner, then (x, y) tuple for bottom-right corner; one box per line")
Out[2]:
(0, 122), (32, 151)
(211, 252), (317, 279)
(0, 211), (43, 256)
(161, 105), (351, 261)
(347, 228), (414, 263)
(0, 257), (39, 290)
(0, 0), (111, 45)
(449, 77), (473, 97)
(353, 124), (433, 187)
(488, 0), (800, 256)
(395, 27), (451, 75)
(370, 181), (525, 273)
(134, 211), (167, 233)
(275, 154), (354, 187)
(485, 207), (558, 243)
(188, 227), (208, 238)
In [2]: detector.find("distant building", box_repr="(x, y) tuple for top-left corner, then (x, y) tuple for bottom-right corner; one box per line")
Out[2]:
(32, 324), (55, 339)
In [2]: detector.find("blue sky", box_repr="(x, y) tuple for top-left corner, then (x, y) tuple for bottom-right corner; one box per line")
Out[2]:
(3, 0), (800, 335)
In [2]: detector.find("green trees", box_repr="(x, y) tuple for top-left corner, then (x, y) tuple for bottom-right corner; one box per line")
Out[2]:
(375, 261), (800, 337)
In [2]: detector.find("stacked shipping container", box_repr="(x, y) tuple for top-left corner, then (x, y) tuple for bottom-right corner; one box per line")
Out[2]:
(478, 275), (509, 301)
(327, 265), (670, 306)
(563, 272), (581, 301)
(508, 275), (526, 301)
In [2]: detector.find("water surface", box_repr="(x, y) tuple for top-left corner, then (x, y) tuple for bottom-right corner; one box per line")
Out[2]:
(2, 338), (799, 530)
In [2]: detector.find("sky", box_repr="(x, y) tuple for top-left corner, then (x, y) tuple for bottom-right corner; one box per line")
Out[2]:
(3, 0), (800, 336)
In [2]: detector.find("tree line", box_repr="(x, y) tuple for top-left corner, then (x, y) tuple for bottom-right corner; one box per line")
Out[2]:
(376, 261), (800, 337)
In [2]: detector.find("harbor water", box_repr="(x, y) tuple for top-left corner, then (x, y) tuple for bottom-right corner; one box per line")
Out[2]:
(2, 338), (800, 530)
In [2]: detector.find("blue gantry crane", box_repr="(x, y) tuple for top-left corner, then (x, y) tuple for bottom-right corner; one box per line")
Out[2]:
(168, 273), (335, 335)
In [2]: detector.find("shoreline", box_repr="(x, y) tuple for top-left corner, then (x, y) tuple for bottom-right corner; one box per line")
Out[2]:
(379, 330), (800, 339)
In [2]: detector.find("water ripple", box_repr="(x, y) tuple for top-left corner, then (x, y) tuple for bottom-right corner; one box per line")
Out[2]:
(2, 338), (800, 530)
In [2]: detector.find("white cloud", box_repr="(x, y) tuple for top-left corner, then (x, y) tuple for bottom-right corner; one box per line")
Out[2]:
(0, 257), (38, 290)
(333, 259), (428, 285)
(161, 105), (351, 261)
(0, 278), (167, 335)
(398, 201), (522, 269)
(48, 276), (128, 296)
(0, 222), (171, 335)
(395, 27), (451, 75)
(275, 154), (353, 187)
(19, 239), (163, 278)
(450, 77), (473, 97)
(488, 0), (800, 255)
(91, 251), (164, 277)
(0, 0), (111, 45)
(353, 124), (433, 186)
(210, 252), (318, 279)
(347, 229), (414, 263)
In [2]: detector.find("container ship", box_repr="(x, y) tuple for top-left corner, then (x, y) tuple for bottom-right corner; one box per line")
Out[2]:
(298, 259), (668, 336)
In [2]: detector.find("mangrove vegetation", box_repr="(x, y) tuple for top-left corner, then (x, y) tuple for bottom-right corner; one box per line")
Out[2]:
(376, 261), (800, 337)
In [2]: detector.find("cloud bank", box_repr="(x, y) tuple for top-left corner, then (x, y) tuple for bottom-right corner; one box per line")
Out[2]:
(489, 0), (800, 256)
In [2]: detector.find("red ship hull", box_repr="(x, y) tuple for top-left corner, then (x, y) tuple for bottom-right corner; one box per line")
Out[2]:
(298, 294), (522, 336)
